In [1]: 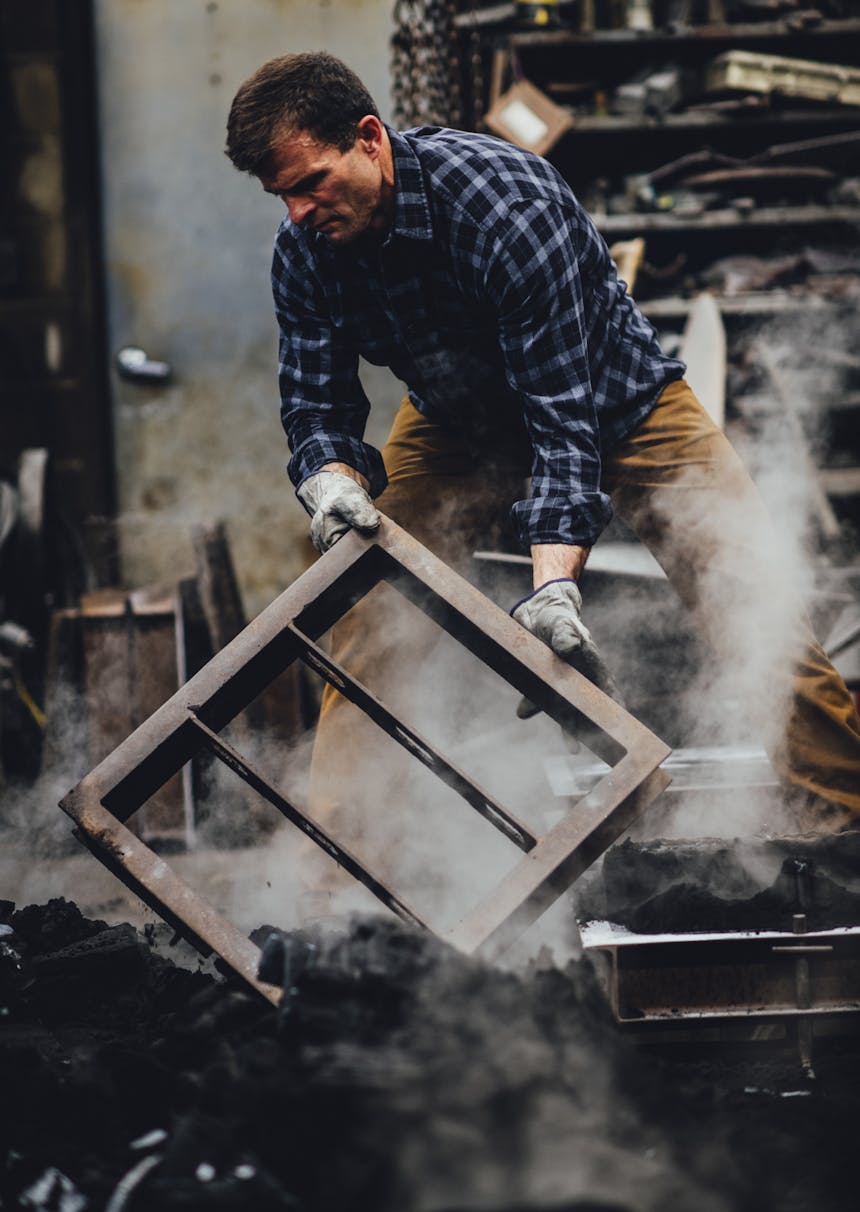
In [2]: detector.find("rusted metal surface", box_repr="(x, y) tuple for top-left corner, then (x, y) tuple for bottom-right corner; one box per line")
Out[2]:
(585, 926), (860, 1026)
(60, 516), (671, 993)
(54, 586), (193, 845)
(684, 166), (836, 195)
(191, 522), (249, 655)
(68, 794), (281, 1006)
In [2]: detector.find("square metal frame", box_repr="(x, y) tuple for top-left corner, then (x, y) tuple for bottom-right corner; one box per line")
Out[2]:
(60, 517), (671, 1004)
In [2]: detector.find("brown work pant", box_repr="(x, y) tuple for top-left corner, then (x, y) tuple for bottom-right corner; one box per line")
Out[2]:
(308, 379), (860, 877)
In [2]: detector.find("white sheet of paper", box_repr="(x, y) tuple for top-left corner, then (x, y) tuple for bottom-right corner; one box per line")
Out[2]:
(499, 99), (548, 147)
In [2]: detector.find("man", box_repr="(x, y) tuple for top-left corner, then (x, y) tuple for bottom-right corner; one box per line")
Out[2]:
(225, 51), (860, 864)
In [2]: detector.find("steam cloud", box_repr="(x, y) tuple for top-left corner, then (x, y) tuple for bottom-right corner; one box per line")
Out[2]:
(4, 312), (854, 956)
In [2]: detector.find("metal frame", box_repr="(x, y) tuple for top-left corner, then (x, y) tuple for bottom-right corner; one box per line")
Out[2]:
(60, 517), (671, 1004)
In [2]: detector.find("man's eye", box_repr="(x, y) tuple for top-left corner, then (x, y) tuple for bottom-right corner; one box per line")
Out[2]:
(281, 172), (326, 200)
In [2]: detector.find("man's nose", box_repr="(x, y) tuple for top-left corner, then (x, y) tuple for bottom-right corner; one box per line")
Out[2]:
(287, 196), (314, 226)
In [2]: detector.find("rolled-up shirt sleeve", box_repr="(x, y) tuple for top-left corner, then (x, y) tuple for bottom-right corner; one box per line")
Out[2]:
(272, 236), (387, 498)
(484, 199), (612, 548)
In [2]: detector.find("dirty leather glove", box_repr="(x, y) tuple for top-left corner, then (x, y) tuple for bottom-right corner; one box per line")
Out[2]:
(511, 579), (624, 712)
(297, 470), (380, 554)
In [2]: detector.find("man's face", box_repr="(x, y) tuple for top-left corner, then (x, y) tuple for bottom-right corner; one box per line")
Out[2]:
(261, 119), (387, 245)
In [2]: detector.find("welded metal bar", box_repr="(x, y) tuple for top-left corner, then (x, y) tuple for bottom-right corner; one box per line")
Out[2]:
(791, 909), (815, 1076)
(61, 785), (281, 1006)
(188, 713), (429, 931)
(288, 626), (537, 854)
(67, 520), (661, 820)
(357, 522), (669, 769)
(369, 537), (649, 767)
(827, 616), (860, 661)
(447, 763), (671, 958)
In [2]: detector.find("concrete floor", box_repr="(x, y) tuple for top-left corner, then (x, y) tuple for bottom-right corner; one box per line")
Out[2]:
(0, 806), (584, 971)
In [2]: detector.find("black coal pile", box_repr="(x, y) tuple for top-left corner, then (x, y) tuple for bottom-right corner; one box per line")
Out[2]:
(579, 833), (860, 935)
(1, 897), (859, 1211)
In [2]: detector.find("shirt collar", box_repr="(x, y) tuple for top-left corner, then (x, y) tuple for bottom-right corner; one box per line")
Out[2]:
(385, 126), (434, 244)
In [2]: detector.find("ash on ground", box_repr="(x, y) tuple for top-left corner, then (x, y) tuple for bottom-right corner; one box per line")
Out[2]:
(1, 898), (858, 1212)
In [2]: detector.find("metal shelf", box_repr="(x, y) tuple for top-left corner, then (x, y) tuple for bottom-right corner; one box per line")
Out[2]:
(595, 203), (860, 234)
(505, 18), (860, 49)
(561, 109), (860, 135)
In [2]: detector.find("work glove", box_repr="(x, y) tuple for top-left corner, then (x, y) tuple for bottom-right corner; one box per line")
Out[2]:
(511, 579), (624, 716)
(297, 470), (380, 554)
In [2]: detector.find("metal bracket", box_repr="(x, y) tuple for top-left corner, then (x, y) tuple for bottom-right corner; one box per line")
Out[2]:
(59, 517), (671, 1003)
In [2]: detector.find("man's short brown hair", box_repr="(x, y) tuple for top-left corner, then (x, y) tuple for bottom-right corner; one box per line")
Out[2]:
(226, 51), (380, 177)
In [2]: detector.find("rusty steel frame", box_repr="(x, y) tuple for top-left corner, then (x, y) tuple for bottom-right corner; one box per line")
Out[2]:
(60, 517), (671, 1003)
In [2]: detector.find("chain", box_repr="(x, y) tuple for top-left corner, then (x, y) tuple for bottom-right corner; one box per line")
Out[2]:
(465, 11), (485, 129)
(391, 0), (465, 129)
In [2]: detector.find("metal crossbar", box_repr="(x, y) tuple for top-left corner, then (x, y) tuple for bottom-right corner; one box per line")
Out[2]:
(286, 625), (537, 852)
(60, 517), (671, 1004)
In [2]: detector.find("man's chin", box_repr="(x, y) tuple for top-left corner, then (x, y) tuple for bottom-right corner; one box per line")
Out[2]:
(317, 214), (379, 245)
(321, 225), (362, 246)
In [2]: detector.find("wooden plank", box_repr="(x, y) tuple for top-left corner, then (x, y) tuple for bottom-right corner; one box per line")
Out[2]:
(679, 293), (726, 428)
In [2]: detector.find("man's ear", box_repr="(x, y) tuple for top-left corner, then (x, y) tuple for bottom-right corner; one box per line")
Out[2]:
(356, 114), (384, 158)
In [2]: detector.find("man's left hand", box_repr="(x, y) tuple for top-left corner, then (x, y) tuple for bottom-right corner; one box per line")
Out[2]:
(511, 579), (623, 708)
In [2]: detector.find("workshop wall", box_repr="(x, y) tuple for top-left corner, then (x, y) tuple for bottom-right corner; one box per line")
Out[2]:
(94, 0), (401, 613)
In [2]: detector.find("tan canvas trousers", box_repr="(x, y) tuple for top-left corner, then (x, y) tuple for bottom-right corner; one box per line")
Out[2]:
(308, 379), (860, 861)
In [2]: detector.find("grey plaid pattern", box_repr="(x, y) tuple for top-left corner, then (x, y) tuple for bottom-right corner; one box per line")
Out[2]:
(272, 126), (684, 547)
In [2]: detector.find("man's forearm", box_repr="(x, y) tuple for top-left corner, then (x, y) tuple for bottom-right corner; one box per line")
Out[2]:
(531, 542), (589, 589)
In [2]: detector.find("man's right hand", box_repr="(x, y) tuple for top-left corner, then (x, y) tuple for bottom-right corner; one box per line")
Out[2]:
(297, 466), (380, 553)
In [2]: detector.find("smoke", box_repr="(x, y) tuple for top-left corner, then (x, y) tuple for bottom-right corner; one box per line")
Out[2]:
(593, 307), (859, 845)
(250, 915), (739, 1212)
(10, 306), (856, 958)
(284, 582), (561, 929)
(201, 308), (856, 944)
(2, 660), (92, 859)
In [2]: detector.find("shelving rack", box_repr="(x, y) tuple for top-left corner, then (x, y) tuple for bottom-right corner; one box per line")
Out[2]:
(474, 15), (860, 243)
(460, 7), (860, 535)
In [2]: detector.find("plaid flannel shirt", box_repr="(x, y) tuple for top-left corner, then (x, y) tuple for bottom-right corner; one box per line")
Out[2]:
(272, 126), (684, 548)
